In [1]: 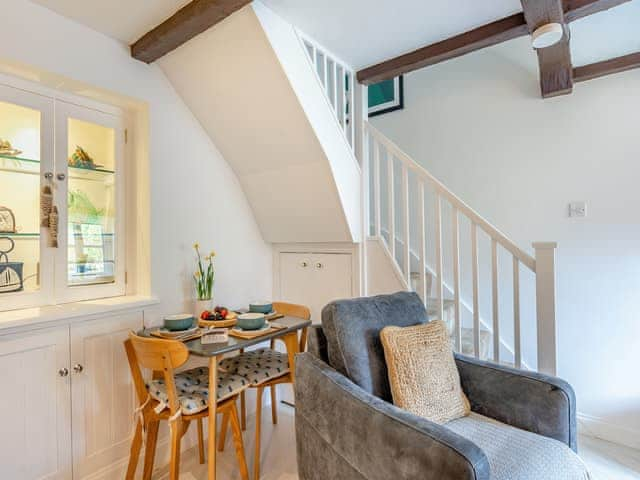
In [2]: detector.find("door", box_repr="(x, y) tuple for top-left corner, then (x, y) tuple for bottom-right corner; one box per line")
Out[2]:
(0, 326), (72, 479)
(279, 252), (353, 322)
(70, 311), (142, 478)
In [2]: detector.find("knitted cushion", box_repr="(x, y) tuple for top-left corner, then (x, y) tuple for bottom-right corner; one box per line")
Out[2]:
(219, 348), (290, 385)
(380, 320), (470, 424)
(147, 367), (248, 415)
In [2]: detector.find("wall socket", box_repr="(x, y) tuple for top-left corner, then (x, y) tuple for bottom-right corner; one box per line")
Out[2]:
(568, 201), (587, 218)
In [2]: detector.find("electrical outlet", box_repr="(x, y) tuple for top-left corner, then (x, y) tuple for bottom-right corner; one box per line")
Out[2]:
(568, 201), (587, 218)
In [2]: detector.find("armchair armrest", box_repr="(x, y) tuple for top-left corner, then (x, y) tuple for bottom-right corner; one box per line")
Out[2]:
(295, 353), (490, 480)
(455, 354), (577, 451)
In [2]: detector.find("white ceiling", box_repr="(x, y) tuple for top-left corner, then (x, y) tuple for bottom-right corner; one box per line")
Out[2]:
(28, 0), (640, 69)
(29, 0), (191, 43)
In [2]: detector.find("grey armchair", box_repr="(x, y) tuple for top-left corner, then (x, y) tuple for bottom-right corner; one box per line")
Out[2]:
(295, 292), (590, 480)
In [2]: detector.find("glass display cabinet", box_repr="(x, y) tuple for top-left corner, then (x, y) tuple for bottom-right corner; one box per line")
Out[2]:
(0, 83), (125, 311)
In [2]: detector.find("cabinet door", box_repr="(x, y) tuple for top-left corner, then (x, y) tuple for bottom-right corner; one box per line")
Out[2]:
(0, 326), (72, 479)
(279, 252), (352, 322)
(0, 83), (55, 310)
(54, 101), (125, 304)
(70, 311), (142, 478)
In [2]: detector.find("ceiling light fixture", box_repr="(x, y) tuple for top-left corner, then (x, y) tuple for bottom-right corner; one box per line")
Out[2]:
(531, 23), (564, 49)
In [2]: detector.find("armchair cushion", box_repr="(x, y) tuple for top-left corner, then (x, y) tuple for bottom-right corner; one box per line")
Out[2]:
(321, 291), (428, 400)
(447, 413), (590, 480)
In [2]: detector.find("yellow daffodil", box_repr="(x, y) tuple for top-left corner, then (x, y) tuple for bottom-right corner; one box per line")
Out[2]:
(193, 242), (200, 250)
(210, 250), (216, 257)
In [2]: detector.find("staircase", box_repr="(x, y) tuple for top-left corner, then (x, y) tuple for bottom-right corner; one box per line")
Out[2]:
(296, 23), (558, 375)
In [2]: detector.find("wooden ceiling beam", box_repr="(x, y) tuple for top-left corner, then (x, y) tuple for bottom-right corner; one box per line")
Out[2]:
(131, 0), (251, 63)
(521, 0), (573, 98)
(574, 51), (640, 82)
(357, 0), (632, 86)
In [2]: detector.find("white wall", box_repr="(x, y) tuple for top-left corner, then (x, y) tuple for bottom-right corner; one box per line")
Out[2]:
(372, 35), (640, 447)
(0, 0), (272, 318)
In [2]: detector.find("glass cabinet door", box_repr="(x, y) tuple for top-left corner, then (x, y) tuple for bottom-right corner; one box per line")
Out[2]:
(55, 101), (125, 303)
(0, 84), (54, 310)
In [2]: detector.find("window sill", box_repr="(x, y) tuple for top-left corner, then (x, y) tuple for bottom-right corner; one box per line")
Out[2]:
(0, 295), (159, 333)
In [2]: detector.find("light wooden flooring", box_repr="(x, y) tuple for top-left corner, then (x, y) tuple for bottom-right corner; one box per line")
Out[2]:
(155, 405), (640, 480)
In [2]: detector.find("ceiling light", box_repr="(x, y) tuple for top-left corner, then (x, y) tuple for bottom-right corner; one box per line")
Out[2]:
(531, 23), (564, 49)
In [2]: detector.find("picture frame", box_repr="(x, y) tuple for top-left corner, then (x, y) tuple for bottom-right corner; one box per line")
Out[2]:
(368, 76), (404, 117)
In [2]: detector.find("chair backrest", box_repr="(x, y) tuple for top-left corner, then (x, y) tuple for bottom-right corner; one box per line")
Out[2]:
(273, 301), (311, 351)
(125, 333), (190, 413)
(321, 291), (428, 401)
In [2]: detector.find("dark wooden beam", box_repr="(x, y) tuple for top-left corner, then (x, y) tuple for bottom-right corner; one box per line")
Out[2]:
(521, 0), (573, 98)
(357, 14), (529, 85)
(357, 0), (631, 85)
(131, 0), (252, 63)
(574, 51), (640, 82)
(563, 0), (632, 22)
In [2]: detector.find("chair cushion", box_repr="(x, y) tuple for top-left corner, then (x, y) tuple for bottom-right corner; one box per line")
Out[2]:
(147, 367), (248, 415)
(321, 291), (428, 401)
(447, 413), (591, 480)
(381, 320), (470, 424)
(219, 348), (290, 385)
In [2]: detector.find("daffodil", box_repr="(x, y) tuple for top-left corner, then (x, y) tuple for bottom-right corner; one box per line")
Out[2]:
(210, 250), (216, 257)
(193, 242), (200, 250)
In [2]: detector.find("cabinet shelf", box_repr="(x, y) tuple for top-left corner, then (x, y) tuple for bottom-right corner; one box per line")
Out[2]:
(0, 155), (115, 180)
(0, 233), (115, 239)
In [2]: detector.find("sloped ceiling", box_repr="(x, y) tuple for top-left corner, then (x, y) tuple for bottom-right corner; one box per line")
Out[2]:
(157, 5), (354, 243)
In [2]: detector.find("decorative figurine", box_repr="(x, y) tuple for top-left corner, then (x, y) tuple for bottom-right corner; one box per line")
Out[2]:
(0, 237), (24, 293)
(0, 206), (16, 233)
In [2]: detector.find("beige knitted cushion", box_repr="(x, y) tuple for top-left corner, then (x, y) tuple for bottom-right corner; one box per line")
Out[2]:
(380, 320), (470, 424)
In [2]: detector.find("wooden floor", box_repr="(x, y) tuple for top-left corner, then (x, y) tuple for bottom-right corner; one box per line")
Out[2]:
(155, 405), (640, 480)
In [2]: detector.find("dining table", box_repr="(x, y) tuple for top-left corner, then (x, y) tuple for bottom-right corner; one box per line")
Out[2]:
(140, 315), (311, 480)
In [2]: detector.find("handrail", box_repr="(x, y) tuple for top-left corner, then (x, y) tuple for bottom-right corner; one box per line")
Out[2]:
(365, 121), (536, 272)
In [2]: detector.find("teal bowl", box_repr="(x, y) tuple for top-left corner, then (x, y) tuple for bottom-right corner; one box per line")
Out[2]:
(163, 314), (195, 331)
(237, 313), (266, 330)
(249, 302), (273, 314)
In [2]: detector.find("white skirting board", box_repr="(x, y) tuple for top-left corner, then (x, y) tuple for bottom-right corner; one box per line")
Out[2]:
(578, 413), (640, 451)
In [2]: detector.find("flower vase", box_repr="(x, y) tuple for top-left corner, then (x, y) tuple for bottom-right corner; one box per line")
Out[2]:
(194, 299), (213, 320)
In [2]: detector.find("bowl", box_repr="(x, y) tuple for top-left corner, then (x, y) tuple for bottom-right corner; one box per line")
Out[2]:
(163, 314), (195, 331)
(249, 301), (273, 314)
(237, 312), (267, 330)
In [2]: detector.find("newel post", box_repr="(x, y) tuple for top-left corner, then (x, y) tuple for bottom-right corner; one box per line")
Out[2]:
(533, 242), (558, 376)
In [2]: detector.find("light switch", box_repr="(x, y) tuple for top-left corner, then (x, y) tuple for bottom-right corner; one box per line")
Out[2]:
(568, 201), (587, 218)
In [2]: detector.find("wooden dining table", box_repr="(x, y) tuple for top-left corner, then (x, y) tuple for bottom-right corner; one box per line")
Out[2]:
(141, 315), (311, 480)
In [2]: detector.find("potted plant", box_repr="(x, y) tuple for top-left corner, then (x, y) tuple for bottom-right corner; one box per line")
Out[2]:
(193, 243), (215, 318)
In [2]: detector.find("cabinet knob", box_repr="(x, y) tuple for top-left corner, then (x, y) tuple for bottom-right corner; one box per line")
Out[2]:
(315, 262), (323, 269)
(58, 367), (69, 377)
(300, 261), (309, 268)
(56, 173), (66, 181)
(73, 364), (84, 374)
(44, 172), (53, 180)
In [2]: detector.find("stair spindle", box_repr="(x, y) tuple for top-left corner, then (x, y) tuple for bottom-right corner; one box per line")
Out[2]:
(418, 182), (427, 305)
(471, 223), (480, 359)
(513, 256), (521, 368)
(373, 141), (381, 237)
(435, 195), (443, 322)
(491, 239), (500, 363)
(387, 151), (396, 259)
(452, 208), (461, 352)
(401, 165), (410, 285)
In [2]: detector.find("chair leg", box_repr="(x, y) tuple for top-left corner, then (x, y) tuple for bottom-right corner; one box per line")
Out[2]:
(169, 418), (183, 480)
(241, 390), (247, 431)
(229, 402), (250, 480)
(125, 419), (143, 480)
(197, 417), (206, 464)
(253, 385), (265, 480)
(270, 384), (278, 425)
(218, 409), (230, 452)
(142, 420), (160, 480)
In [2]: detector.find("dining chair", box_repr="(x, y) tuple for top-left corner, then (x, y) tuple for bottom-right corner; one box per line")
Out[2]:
(124, 333), (250, 480)
(218, 301), (311, 480)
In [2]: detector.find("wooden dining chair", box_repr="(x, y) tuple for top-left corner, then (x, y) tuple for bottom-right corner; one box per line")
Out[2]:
(219, 301), (310, 480)
(124, 333), (250, 480)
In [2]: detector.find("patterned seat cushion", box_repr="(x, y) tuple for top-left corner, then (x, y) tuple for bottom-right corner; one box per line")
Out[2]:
(219, 348), (290, 386)
(447, 413), (591, 480)
(147, 367), (248, 415)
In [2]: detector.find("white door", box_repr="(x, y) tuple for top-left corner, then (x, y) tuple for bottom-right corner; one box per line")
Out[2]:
(70, 311), (142, 478)
(279, 252), (352, 323)
(0, 326), (72, 479)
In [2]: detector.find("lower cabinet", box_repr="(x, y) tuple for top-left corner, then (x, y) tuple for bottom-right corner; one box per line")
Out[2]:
(278, 251), (354, 322)
(0, 310), (143, 479)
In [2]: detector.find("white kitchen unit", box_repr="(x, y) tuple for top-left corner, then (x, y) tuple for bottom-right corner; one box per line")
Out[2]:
(0, 298), (154, 480)
(274, 244), (358, 322)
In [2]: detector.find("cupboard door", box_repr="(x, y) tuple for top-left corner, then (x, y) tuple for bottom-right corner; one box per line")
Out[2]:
(70, 311), (142, 478)
(279, 252), (353, 322)
(54, 101), (125, 304)
(0, 83), (55, 310)
(0, 326), (72, 479)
